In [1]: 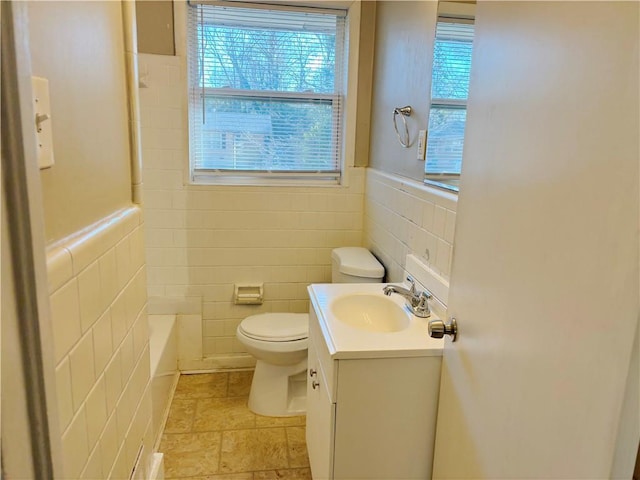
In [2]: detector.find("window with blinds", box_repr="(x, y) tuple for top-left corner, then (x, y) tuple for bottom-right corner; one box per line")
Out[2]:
(425, 8), (475, 192)
(187, 1), (347, 184)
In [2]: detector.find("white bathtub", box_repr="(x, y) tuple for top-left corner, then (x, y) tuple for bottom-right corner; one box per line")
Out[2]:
(149, 315), (179, 448)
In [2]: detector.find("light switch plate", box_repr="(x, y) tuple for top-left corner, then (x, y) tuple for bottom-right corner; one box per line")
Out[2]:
(31, 76), (55, 169)
(417, 129), (427, 161)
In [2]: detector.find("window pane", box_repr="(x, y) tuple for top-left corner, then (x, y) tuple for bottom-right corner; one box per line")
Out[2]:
(196, 95), (337, 171)
(425, 107), (467, 175)
(432, 40), (473, 99)
(431, 23), (474, 100)
(425, 19), (474, 189)
(198, 10), (337, 93)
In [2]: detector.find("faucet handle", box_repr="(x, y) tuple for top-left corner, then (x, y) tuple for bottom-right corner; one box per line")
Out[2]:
(406, 276), (416, 295)
(412, 290), (432, 318)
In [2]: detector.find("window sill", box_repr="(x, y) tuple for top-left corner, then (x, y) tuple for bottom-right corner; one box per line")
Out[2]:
(190, 172), (343, 188)
(424, 177), (460, 194)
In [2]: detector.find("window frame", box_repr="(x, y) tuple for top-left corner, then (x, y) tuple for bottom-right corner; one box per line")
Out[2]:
(424, 2), (475, 193)
(186, 1), (349, 186)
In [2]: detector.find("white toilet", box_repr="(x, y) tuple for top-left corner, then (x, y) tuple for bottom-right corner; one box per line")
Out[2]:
(236, 247), (384, 416)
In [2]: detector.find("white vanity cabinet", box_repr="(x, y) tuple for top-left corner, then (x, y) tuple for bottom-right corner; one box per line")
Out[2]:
(306, 295), (443, 480)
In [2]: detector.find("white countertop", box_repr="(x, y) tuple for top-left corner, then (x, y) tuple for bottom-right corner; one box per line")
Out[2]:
(308, 283), (445, 360)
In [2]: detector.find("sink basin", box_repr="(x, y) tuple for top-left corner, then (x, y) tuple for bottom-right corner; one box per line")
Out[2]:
(330, 294), (410, 333)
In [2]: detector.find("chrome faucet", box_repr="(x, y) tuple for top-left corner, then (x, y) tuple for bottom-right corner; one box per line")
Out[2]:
(383, 276), (432, 318)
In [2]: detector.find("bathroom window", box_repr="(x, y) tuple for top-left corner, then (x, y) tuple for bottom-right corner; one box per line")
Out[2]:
(424, 2), (475, 192)
(187, 1), (347, 185)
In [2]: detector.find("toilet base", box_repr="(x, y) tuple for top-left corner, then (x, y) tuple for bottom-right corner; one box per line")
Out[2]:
(248, 358), (307, 417)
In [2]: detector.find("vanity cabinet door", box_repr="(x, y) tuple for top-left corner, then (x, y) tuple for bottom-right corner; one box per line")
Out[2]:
(332, 357), (441, 479)
(306, 339), (336, 480)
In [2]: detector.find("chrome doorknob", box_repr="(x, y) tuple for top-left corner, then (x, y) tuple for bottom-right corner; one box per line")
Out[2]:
(428, 317), (458, 342)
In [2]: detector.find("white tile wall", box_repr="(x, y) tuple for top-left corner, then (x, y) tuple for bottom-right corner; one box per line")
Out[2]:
(85, 377), (108, 449)
(62, 406), (89, 479)
(47, 206), (153, 479)
(50, 278), (82, 363)
(69, 331), (96, 410)
(55, 358), (74, 432)
(364, 168), (458, 284)
(78, 261), (104, 332)
(138, 53), (366, 358)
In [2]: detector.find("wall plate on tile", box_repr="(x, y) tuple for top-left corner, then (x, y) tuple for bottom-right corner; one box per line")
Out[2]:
(31, 76), (55, 169)
(234, 283), (264, 305)
(417, 129), (427, 161)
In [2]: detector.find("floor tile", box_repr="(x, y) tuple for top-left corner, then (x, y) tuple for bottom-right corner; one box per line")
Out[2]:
(161, 373), (311, 479)
(193, 397), (256, 432)
(160, 431), (221, 454)
(285, 427), (309, 468)
(228, 370), (253, 397)
(164, 447), (221, 478)
(219, 428), (289, 473)
(253, 468), (312, 480)
(174, 372), (229, 399)
(164, 398), (197, 433)
(167, 474), (253, 480)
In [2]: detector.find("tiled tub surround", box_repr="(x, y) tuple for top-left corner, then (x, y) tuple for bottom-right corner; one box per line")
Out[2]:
(138, 53), (365, 359)
(364, 168), (458, 284)
(47, 207), (154, 479)
(161, 371), (310, 479)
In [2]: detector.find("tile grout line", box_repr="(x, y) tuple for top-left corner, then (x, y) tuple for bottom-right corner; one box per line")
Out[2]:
(166, 422), (305, 435)
(217, 428), (223, 477)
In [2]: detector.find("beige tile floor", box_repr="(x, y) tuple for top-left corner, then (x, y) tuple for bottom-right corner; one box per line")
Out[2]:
(161, 371), (311, 480)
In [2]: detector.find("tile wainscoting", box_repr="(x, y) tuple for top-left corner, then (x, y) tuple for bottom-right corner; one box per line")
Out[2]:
(47, 206), (153, 479)
(364, 168), (458, 284)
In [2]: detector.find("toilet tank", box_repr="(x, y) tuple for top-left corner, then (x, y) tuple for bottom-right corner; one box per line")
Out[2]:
(331, 247), (385, 283)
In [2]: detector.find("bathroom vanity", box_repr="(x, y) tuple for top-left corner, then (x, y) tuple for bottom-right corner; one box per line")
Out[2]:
(306, 283), (444, 480)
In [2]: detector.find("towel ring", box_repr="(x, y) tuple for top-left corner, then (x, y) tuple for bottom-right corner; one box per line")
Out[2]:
(393, 106), (412, 148)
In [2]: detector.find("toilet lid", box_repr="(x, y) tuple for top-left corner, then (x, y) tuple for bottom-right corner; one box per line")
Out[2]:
(239, 313), (309, 342)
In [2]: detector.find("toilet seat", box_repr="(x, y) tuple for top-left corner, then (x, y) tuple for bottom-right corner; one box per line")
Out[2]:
(239, 313), (308, 342)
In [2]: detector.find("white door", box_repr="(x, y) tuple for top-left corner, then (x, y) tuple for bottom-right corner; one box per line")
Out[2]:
(432, 2), (639, 479)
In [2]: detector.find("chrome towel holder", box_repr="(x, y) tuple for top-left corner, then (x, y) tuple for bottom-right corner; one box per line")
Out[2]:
(393, 105), (412, 148)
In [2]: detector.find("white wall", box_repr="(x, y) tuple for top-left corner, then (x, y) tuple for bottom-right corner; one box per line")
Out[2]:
(136, 1), (381, 363)
(368, 1), (437, 181)
(364, 1), (457, 288)
(28, 1), (132, 243)
(138, 54), (365, 360)
(140, 2), (456, 357)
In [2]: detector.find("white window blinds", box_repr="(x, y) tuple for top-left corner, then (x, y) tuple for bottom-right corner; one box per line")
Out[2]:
(187, 1), (347, 184)
(425, 18), (474, 183)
